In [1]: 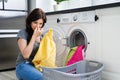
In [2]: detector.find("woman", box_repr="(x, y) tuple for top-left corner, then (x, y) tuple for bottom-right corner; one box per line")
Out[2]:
(16, 8), (47, 80)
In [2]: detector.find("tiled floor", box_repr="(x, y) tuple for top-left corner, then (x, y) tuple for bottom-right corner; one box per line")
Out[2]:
(0, 70), (18, 80)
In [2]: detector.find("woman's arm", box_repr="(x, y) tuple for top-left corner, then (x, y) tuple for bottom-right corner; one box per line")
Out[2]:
(18, 36), (35, 59)
(18, 27), (43, 59)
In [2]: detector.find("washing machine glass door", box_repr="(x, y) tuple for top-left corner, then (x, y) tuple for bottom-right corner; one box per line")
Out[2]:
(43, 27), (68, 66)
(67, 27), (88, 52)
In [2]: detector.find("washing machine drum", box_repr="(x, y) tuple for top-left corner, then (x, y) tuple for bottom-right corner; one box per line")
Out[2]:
(69, 29), (88, 52)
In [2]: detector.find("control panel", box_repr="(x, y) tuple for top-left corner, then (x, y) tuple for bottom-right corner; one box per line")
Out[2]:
(57, 11), (96, 24)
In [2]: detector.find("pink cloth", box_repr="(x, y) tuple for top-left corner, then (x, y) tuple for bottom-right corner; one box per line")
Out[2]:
(67, 45), (85, 66)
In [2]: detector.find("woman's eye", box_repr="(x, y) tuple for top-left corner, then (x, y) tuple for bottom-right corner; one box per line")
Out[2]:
(34, 22), (37, 24)
(39, 23), (43, 25)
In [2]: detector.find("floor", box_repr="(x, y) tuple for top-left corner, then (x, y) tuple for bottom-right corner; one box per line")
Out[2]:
(0, 70), (18, 80)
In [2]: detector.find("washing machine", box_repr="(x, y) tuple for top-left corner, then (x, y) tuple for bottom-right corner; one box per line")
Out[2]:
(44, 11), (96, 66)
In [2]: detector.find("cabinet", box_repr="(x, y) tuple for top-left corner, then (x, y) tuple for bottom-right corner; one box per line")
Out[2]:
(0, 0), (28, 11)
(4, 0), (27, 10)
(0, 0), (28, 17)
(0, 0), (28, 71)
(0, 0), (2, 9)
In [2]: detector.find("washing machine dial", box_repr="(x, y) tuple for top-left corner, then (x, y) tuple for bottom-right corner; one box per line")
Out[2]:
(57, 18), (60, 23)
(73, 14), (78, 21)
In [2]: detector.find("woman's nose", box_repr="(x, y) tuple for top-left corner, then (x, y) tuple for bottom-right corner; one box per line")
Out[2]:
(36, 24), (40, 27)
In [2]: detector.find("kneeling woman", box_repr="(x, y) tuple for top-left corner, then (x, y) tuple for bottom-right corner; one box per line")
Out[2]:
(16, 8), (47, 80)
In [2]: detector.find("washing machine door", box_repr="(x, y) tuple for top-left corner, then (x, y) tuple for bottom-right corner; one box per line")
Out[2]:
(67, 26), (88, 52)
(43, 27), (69, 66)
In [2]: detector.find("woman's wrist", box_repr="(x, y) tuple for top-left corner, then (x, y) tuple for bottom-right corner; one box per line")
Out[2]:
(31, 35), (36, 43)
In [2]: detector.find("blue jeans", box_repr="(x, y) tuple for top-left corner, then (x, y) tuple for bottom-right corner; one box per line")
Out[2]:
(16, 61), (43, 80)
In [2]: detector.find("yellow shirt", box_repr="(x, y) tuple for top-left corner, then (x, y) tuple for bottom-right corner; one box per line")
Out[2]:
(32, 28), (57, 71)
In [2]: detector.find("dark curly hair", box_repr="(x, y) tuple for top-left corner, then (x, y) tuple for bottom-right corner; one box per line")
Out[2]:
(25, 8), (47, 42)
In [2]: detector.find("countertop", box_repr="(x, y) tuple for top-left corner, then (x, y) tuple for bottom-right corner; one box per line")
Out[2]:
(46, 2), (120, 15)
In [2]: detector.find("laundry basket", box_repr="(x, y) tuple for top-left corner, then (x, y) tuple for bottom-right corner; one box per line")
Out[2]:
(42, 60), (104, 80)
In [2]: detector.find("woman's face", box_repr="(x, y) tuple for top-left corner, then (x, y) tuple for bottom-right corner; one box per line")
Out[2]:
(31, 19), (44, 30)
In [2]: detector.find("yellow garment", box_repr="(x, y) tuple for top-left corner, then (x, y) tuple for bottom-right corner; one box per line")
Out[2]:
(32, 28), (57, 71)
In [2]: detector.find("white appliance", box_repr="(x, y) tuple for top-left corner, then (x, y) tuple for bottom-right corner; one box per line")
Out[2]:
(43, 11), (96, 67)
(0, 16), (26, 71)
(44, 7), (120, 80)
(0, 0), (27, 71)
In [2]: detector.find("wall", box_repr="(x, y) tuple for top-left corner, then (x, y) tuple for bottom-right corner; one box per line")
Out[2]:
(92, 0), (120, 5)
(36, 0), (55, 12)
(33, 0), (120, 12)
(35, 0), (92, 12)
